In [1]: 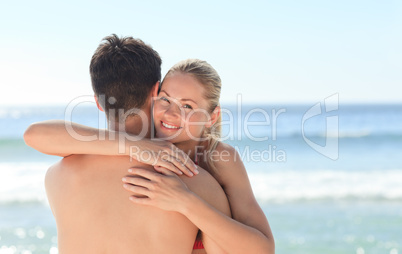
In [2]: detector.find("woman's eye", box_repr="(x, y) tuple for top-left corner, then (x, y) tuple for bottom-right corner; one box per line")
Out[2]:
(182, 104), (193, 109)
(160, 96), (170, 103)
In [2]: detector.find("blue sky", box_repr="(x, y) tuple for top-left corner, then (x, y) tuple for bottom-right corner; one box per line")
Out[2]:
(1, 0), (401, 106)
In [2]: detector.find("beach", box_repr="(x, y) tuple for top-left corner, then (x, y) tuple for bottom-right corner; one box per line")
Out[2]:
(1, 103), (401, 254)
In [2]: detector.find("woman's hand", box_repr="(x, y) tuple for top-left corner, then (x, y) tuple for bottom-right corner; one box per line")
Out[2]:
(127, 138), (198, 177)
(122, 166), (193, 213)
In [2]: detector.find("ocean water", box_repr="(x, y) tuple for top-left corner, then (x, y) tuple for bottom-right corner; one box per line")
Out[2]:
(0, 103), (401, 254)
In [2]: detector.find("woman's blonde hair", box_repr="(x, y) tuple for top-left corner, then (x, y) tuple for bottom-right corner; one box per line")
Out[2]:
(162, 59), (222, 172)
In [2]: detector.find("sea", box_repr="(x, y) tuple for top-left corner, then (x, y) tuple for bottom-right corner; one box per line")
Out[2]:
(0, 102), (401, 254)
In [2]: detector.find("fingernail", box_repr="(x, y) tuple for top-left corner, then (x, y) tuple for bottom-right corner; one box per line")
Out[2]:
(189, 172), (194, 176)
(123, 183), (128, 188)
(122, 177), (126, 182)
(128, 169), (133, 173)
(194, 169), (199, 175)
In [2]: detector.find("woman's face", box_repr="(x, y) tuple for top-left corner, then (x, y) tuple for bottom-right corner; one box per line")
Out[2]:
(153, 72), (214, 144)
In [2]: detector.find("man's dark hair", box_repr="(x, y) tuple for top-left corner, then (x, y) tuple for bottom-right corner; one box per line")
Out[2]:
(90, 34), (161, 118)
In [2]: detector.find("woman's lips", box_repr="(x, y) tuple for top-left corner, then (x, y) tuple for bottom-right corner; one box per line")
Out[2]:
(160, 121), (182, 130)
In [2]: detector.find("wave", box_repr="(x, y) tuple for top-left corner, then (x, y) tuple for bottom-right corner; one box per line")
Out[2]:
(2, 162), (402, 205)
(220, 132), (402, 143)
(282, 130), (402, 140)
(2, 132), (402, 148)
(0, 137), (26, 145)
(325, 130), (371, 138)
(0, 162), (50, 205)
(319, 131), (402, 140)
(249, 169), (402, 203)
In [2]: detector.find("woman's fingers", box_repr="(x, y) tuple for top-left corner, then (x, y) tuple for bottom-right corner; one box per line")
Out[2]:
(160, 155), (194, 177)
(134, 139), (198, 176)
(159, 143), (197, 175)
(154, 165), (176, 176)
(169, 148), (198, 175)
(127, 168), (160, 181)
(124, 166), (191, 212)
(159, 152), (196, 177)
(156, 158), (184, 176)
(123, 183), (151, 197)
(129, 196), (152, 205)
(122, 176), (152, 188)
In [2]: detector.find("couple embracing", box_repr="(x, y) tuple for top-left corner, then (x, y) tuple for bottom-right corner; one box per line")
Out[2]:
(24, 34), (274, 254)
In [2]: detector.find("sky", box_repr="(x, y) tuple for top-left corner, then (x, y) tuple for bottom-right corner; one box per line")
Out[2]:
(0, 0), (401, 106)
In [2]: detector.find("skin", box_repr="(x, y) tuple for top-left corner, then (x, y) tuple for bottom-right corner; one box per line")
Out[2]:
(24, 72), (275, 253)
(26, 84), (231, 254)
(153, 72), (220, 155)
(46, 155), (230, 254)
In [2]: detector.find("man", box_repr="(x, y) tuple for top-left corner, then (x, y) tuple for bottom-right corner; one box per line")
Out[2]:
(26, 35), (230, 253)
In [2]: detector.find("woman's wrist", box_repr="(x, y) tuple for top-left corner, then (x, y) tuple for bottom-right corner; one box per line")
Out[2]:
(124, 136), (145, 157)
(180, 191), (201, 216)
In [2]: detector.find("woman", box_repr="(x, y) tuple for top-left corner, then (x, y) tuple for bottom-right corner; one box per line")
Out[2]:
(25, 59), (274, 254)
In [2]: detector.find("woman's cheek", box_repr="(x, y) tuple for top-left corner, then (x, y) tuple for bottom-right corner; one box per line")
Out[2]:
(153, 104), (164, 120)
(189, 112), (210, 125)
(185, 114), (208, 138)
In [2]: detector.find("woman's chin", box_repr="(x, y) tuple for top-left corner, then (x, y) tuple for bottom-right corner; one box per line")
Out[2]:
(155, 133), (179, 143)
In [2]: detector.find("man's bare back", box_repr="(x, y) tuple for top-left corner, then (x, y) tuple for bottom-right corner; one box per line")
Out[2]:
(45, 154), (230, 254)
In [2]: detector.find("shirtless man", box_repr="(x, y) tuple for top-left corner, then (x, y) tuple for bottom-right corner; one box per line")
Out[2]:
(25, 35), (230, 254)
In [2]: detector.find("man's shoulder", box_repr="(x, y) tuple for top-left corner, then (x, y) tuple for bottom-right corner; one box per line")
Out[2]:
(44, 157), (81, 209)
(45, 154), (108, 191)
(49, 154), (135, 171)
(45, 155), (86, 193)
(45, 154), (144, 189)
(46, 154), (90, 181)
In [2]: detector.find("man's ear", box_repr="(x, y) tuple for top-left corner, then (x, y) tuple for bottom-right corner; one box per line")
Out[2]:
(94, 95), (104, 112)
(206, 106), (220, 128)
(152, 81), (160, 98)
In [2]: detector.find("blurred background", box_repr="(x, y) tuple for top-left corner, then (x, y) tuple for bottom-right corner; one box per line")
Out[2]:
(1, 0), (401, 253)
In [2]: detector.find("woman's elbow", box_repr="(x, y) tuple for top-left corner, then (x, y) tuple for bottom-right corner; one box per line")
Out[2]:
(255, 234), (275, 254)
(24, 123), (42, 149)
(264, 236), (275, 254)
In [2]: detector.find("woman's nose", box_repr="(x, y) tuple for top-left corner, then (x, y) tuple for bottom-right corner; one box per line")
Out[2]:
(165, 102), (182, 118)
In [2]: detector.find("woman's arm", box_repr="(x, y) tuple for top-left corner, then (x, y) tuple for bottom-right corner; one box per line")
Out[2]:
(24, 120), (114, 157)
(24, 120), (197, 176)
(123, 143), (275, 254)
(184, 143), (274, 253)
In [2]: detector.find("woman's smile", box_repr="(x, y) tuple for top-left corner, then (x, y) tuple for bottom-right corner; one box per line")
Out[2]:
(160, 120), (182, 130)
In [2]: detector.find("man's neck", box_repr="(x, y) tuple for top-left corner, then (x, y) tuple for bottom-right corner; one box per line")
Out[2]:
(108, 107), (152, 138)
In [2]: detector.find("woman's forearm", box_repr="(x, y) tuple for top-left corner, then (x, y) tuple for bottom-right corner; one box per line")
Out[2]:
(24, 120), (129, 157)
(24, 120), (197, 175)
(182, 193), (275, 254)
